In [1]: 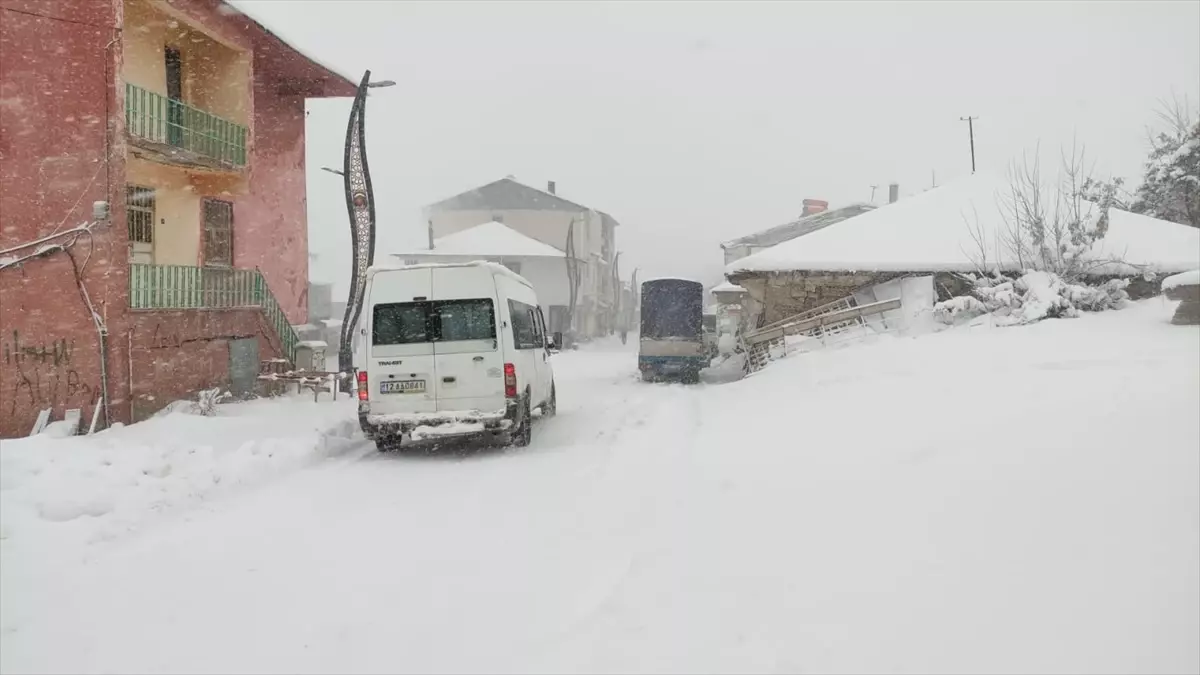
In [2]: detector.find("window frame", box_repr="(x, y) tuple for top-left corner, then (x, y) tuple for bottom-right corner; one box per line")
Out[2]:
(202, 198), (234, 268)
(126, 184), (155, 245)
(372, 299), (497, 346)
(508, 299), (541, 350)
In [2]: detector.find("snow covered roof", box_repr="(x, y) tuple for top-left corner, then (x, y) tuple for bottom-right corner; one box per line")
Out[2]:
(711, 281), (747, 294)
(428, 178), (593, 214)
(368, 260), (534, 288)
(222, 0), (359, 87)
(1162, 269), (1199, 291)
(721, 203), (877, 249)
(728, 172), (1200, 277)
(393, 221), (565, 259)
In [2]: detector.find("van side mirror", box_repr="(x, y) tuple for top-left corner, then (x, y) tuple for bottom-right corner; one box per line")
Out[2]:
(548, 332), (563, 352)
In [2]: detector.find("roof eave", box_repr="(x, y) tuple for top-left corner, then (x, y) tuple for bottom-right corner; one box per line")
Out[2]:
(220, 0), (359, 95)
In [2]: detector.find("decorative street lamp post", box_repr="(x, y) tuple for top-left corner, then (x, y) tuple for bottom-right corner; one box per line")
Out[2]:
(338, 70), (394, 376)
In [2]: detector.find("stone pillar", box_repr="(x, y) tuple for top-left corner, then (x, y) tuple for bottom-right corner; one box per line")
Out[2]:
(1164, 274), (1200, 325)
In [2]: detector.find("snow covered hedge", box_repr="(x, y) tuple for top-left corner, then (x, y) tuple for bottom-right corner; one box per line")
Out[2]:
(934, 270), (1130, 326)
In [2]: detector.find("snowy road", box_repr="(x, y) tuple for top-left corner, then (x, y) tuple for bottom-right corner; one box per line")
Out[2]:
(3, 302), (1199, 674)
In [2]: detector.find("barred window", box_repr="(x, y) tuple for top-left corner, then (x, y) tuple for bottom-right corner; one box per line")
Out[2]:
(127, 185), (155, 244)
(203, 199), (233, 267)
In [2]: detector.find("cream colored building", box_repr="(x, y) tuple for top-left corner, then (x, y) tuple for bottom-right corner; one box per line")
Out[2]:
(423, 178), (622, 339)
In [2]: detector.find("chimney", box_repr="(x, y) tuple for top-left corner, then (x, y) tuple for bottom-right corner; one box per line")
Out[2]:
(888, 183), (899, 204)
(547, 180), (556, 195)
(801, 198), (829, 217)
(427, 219), (434, 250)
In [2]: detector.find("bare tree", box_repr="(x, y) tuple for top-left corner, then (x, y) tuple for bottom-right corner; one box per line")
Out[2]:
(996, 140), (1118, 280)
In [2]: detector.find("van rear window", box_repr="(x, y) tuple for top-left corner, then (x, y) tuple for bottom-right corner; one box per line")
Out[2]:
(373, 300), (496, 345)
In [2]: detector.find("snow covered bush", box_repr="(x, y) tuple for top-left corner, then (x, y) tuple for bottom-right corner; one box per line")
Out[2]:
(195, 388), (231, 416)
(1131, 99), (1199, 228)
(934, 271), (1129, 326)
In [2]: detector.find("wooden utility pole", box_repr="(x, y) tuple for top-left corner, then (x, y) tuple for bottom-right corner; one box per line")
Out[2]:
(959, 116), (978, 174)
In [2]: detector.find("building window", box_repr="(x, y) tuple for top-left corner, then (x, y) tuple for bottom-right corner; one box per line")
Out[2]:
(126, 185), (155, 244)
(203, 199), (234, 267)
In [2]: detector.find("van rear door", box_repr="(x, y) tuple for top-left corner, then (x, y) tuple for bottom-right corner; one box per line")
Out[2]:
(431, 266), (505, 413)
(367, 268), (437, 415)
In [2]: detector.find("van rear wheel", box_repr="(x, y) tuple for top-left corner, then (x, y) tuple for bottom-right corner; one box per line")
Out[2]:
(511, 399), (532, 447)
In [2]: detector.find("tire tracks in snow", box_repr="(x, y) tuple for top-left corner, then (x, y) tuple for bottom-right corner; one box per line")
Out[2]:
(521, 382), (707, 663)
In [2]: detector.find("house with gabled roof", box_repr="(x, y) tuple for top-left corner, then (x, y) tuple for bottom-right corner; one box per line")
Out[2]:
(423, 178), (622, 339)
(0, 0), (355, 436)
(726, 172), (1200, 327)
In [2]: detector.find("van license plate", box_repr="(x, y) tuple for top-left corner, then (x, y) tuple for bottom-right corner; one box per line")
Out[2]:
(380, 380), (425, 394)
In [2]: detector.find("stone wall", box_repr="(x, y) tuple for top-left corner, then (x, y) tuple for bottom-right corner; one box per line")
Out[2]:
(732, 271), (891, 326)
(730, 270), (974, 327)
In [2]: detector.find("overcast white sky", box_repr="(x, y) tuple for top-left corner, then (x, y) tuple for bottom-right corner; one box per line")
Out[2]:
(235, 0), (1200, 293)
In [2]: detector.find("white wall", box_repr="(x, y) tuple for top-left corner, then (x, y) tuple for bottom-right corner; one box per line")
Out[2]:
(391, 253), (570, 313)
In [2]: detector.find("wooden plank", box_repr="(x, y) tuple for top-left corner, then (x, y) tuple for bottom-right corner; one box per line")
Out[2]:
(62, 409), (82, 436)
(87, 397), (103, 434)
(745, 298), (902, 346)
(753, 296), (855, 334)
(29, 409), (51, 436)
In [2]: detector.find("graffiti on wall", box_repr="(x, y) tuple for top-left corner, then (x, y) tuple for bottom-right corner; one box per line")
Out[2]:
(3, 330), (94, 415)
(146, 315), (260, 351)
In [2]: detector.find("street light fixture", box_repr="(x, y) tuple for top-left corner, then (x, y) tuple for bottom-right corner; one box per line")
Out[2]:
(320, 166), (344, 176)
(338, 70), (391, 375)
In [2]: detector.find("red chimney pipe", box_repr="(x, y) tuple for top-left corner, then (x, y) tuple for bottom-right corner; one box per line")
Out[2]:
(801, 199), (829, 217)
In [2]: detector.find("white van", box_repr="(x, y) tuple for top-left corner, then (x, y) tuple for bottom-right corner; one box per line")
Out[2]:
(355, 261), (559, 450)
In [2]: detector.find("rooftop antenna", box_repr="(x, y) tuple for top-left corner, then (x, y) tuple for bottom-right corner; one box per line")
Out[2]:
(869, 184), (879, 203)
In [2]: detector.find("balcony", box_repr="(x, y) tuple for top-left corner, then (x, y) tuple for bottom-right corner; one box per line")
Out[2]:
(129, 264), (298, 362)
(125, 84), (248, 170)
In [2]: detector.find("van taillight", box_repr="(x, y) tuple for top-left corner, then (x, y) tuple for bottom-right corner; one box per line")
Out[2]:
(357, 371), (369, 401)
(503, 363), (517, 398)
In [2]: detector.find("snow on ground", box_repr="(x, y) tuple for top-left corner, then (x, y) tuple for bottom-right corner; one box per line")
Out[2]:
(2, 300), (1198, 674)
(0, 395), (361, 628)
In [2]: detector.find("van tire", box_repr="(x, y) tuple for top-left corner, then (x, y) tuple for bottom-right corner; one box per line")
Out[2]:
(511, 398), (532, 447)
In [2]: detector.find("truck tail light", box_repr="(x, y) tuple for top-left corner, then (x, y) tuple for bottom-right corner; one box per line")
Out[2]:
(357, 370), (369, 401)
(503, 363), (517, 398)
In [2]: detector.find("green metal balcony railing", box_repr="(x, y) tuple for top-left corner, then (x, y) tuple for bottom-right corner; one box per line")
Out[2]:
(129, 264), (299, 364)
(125, 83), (248, 168)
